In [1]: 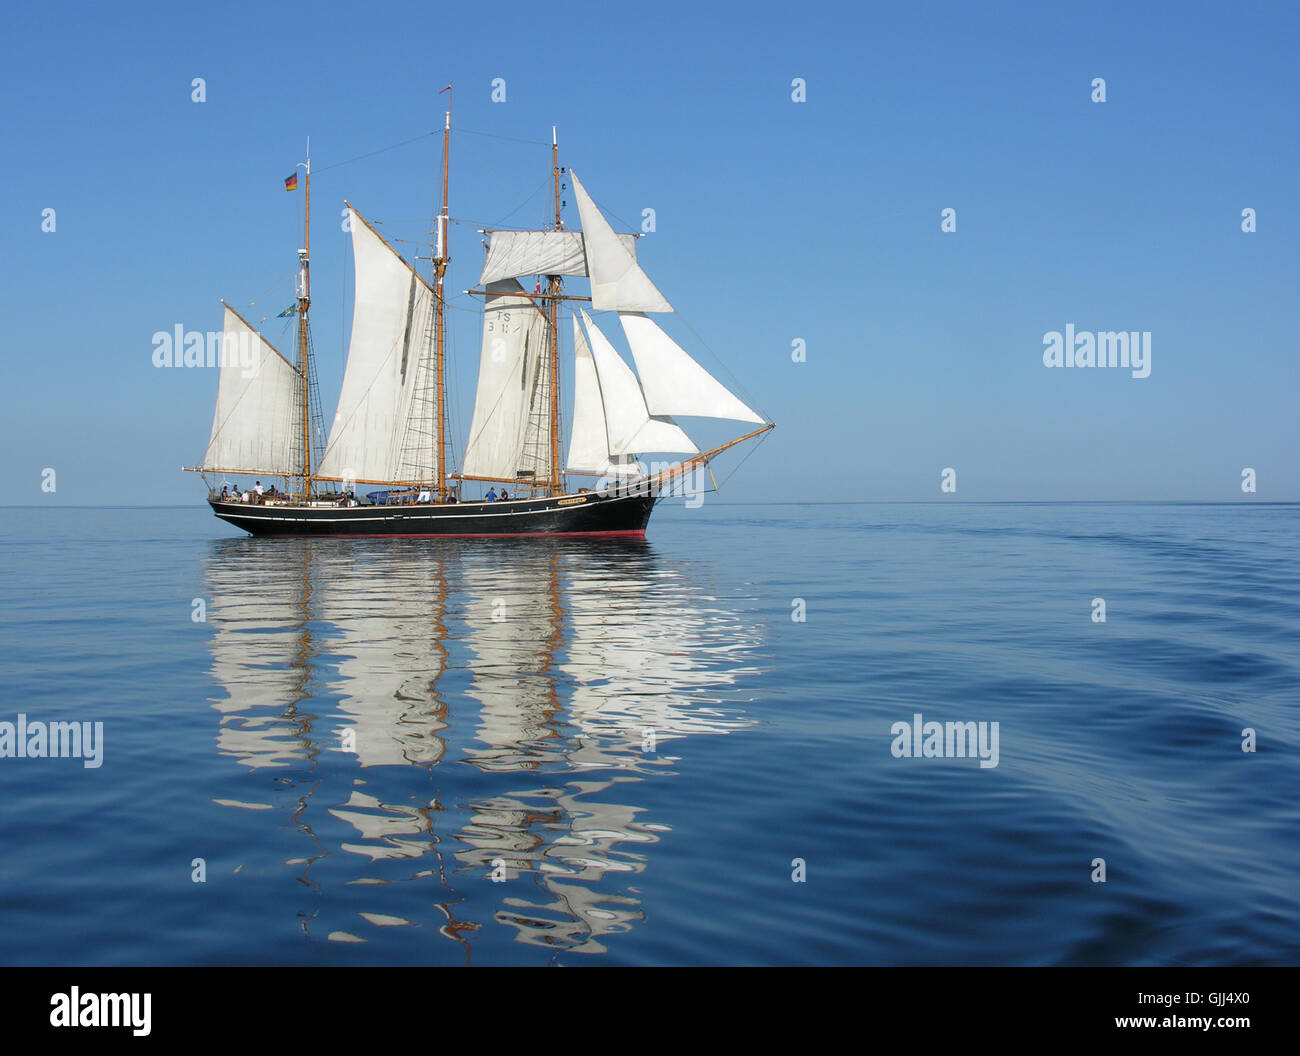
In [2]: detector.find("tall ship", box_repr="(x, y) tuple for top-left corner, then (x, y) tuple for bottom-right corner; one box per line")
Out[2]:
(185, 93), (772, 537)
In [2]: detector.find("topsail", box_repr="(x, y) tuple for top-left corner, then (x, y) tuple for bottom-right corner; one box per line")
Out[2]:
(478, 229), (639, 286)
(570, 171), (673, 314)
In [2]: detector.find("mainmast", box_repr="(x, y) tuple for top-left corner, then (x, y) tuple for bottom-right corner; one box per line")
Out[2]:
(433, 87), (452, 501)
(296, 143), (313, 498)
(547, 127), (562, 495)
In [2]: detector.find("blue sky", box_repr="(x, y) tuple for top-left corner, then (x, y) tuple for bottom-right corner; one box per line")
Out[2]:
(3, 0), (1296, 504)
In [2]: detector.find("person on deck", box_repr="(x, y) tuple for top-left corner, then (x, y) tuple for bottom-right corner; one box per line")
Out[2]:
(485, 488), (497, 502)
(499, 487), (509, 501)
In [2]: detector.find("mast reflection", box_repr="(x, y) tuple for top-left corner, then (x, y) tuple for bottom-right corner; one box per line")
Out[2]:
(203, 536), (760, 957)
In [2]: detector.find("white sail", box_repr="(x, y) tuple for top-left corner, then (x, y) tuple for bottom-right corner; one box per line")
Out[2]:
(579, 310), (696, 456)
(317, 206), (436, 484)
(619, 312), (763, 424)
(570, 172), (673, 314)
(460, 279), (550, 481)
(478, 229), (638, 286)
(566, 315), (630, 476)
(202, 304), (301, 474)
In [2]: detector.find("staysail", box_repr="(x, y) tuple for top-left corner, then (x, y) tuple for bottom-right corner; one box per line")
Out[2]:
(567, 315), (633, 476)
(618, 312), (764, 423)
(578, 310), (696, 457)
(460, 279), (551, 481)
(201, 303), (301, 475)
(316, 205), (436, 484)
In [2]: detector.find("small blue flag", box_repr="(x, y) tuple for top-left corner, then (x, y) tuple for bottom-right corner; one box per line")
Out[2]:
(277, 305), (296, 318)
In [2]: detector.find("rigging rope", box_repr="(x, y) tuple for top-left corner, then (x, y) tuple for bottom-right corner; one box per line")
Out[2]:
(712, 424), (773, 493)
(313, 131), (437, 175)
(454, 127), (552, 147)
(241, 266), (298, 317)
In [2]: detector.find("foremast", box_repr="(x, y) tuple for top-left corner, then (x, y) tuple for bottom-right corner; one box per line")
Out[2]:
(295, 146), (313, 498)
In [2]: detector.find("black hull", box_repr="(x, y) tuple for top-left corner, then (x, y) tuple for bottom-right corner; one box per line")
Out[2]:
(209, 488), (657, 537)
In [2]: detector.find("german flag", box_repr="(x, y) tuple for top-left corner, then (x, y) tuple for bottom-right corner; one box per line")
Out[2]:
(284, 173), (298, 192)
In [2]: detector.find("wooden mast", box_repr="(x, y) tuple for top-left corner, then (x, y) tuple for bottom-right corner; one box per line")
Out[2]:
(433, 88), (452, 501)
(296, 143), (313, 498)
(547, 127), (562, 495)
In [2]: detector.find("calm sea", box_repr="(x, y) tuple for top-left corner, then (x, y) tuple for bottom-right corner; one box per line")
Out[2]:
(0, 502), (1296, 966)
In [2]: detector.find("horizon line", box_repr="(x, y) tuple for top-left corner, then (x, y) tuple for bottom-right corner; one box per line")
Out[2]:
(3, 500), (1298, 510)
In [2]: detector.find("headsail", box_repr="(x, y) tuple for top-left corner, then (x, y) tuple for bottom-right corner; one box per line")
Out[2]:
(578, 310), (696, 457)
(460, 279), (551, 481)
(570, 172), (673, 314)
(567, 315), (634, 476)
(317, 205), (436, 484)
(201, 304), (301, 475)
(478, 229), (639, 286)
(618, 312), (764, 424)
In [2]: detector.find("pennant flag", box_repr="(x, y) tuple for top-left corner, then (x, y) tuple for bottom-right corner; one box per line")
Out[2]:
(284, 173), (298, 192)
(277, 305), (296, 318)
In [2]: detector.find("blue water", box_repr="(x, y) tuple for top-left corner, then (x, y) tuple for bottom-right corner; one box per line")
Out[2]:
(0, 502), (1297, 965)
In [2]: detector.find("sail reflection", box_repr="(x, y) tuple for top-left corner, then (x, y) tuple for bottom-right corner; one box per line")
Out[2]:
(203, 536), (761, 956)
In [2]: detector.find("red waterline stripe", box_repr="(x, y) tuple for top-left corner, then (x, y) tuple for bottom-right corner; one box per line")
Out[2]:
(300, 529), (648, 539)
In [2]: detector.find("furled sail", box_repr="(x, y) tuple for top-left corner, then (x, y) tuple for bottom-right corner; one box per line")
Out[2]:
(619, 312), (764, 424)
(566, 315), (634, 476)
(570, 172), (673, 314)
(317, 205), (436, 484)
(478, 229), (639, 286)
(202, 304), (301, 474)
(579, 310), (696, 456)
(460, 279), (550, 480)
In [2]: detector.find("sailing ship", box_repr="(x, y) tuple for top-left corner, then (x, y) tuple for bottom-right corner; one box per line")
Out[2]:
(185, 94), (772, 537)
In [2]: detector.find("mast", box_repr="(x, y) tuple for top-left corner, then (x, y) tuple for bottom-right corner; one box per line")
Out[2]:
(297, 143), (313, 497)
(433, 88), (452, 501)
(548, 127), (562, 494)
